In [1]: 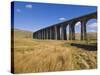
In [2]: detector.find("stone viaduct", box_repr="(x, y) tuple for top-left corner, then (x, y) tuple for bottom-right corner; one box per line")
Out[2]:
(33, 12), (97, 40)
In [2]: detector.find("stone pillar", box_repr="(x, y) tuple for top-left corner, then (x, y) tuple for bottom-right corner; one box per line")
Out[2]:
(35, 33), (36, 39)
(38, 31), (40, 39)
(51, 27), (55, 40)
(54, 26), (57, 40)
(81, 20), (87, 40)
(61, 25), (67, 40)
(48, 28), (50, 39)
(39, 31), (41, 39)
(37, 32), (39, 39)
(36, 32), (38, 39)
(45, 29), (48, 39)
(57, 26), (60, 40)
(54, 26), (61, 40)
(41, 30), (43, 40)
(81, 23), (84, 40)
(50, 27), (52, 39)
(43, 30), (44, 39)
(34, 33), (35, 39)
(34, 33), (36, 39)
(83, 22), (87, 40)
(40, 30), (42, 39)
(71, 25), (75, 40)
(44, 29), (46, 39)
(43, 30), (45, 40)
(69, 25), (72, 40)
(43, 29), (45, 40)
(33, 33), (34, 39)
(69, 23), (75, 40)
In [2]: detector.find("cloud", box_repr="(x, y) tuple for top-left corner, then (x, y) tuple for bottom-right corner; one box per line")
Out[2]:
(87, 22), (97, 29)
(25, 4), (32, 8)
(16, 9), (21, 13)
(87, 22), (97, 32)
(75, 22), (81, 26)
(59, 17), (66, 21)
(89, 29), (96, 32)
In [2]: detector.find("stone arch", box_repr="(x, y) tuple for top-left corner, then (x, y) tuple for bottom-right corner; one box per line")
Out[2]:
(86, 18), (97, 41)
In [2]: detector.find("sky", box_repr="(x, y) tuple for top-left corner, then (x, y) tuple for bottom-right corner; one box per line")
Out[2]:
(13, 1), (97, 32)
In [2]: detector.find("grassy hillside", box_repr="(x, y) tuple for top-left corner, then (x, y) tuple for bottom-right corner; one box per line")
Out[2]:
(12, 29), (97, 73)
(13, 29), (97, 40)
(14, 29), (33, 39)
(75, 32), (97, 40)
(87, 32), (97, 40)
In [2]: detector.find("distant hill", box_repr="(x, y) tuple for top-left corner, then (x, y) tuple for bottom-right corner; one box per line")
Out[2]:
(13, 29), (97, 40)
(13, 29), (33, 39)
(75, 32), (97, 40)
(87, 32), (97, 40)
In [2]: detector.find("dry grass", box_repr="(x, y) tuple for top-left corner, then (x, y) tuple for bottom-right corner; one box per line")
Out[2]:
(12, 29), (97, 74)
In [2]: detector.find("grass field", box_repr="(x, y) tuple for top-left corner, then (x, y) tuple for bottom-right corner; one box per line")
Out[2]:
(12, 29), (97, 73)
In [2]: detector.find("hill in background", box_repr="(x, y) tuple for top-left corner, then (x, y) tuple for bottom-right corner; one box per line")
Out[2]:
(13, 29), (97, 40)
(13, 29), (33, 39)
(75, 32), (97, 40)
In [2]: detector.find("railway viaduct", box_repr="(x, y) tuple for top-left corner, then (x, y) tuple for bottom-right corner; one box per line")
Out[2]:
(33, 12), (97, 40)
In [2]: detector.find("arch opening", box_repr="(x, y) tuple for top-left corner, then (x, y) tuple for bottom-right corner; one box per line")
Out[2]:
(86, 19), (97, 41)
(66, 24), (69, 40)
(75, 21), (81, 40)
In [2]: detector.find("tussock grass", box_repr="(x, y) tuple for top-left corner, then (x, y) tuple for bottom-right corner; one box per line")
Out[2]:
(12, 29), (97, 73)
(13, 38), (97, 73)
